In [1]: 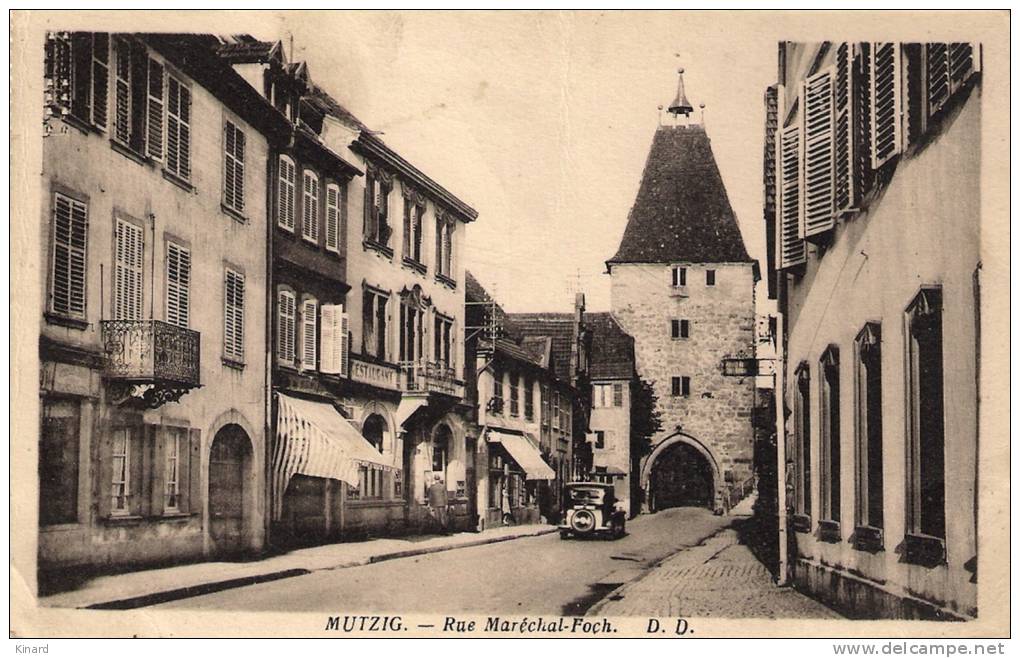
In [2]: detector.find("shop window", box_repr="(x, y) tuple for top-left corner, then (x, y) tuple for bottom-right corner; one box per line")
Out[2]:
(39, 398), (80, 525)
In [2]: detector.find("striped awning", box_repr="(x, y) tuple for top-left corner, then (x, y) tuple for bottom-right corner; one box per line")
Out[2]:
(272, 393), (395, 520)
(486, 430), (556, 481)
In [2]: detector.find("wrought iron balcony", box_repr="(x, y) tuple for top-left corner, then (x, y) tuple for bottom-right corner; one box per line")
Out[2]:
(101, 320), (201, 408)
(398, 360), (463, 398)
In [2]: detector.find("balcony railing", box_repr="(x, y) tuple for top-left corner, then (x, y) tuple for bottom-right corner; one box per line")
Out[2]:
(398, 360), (463, 398)
(101, 320), (201, 387)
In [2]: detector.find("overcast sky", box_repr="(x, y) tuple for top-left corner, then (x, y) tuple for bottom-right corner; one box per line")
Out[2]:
(251, 11), (778, 312)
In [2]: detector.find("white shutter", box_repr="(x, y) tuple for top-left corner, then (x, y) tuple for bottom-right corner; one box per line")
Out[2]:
(114, 218), (144, 320)
(224, 269), (245, 361)
(801, 67), (836, 238)
(777, 123), (806, 269)
(870, 42), (901, 169)
(325, 183), (340, 252)
(113, 38), (131, 144)
(277, 289), (296, 363)
(50, 193), (88, 318)
(302, 171), (319, 243)
(165, 242), (190, 328)
(319, 304), (349, 376)
(278, 156), (296, 231)
(145, 58), (164, 161)
(166, 76), (190, 180)
(224, 121), (245, 212)
(301, 298), (318, 370)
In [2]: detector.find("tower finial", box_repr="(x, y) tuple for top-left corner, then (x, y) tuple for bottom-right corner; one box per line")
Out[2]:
(667, 67), (694, 117)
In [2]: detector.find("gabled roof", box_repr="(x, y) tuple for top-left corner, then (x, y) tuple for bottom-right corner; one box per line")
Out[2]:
(586, 313), (635, 381)
(608, 125), (754, 266)
(215, 37), (282, 64)
(505, 313), (575, 382)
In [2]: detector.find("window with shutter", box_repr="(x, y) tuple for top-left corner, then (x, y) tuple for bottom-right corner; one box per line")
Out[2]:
(146, 58), (164, 161)
(834, 43), (856, 214)
(278, 156), (296, 231)
(224, 269), (245, 362)
(302, 171), (320, 244)
(277, 288), (296, 364)
(113, 38), (132, 144)
(114, 218), (144, 321)
(870, 42), (901, 169)
(110, 427), (131, 516)
(854, 43), (873, 202)
(165, 241), (190, 329)
(90, 33), (109, 130)
(926, 42), (978, 119)
(319, 304), (349, 376)
(301, 298), (318, 370)
(44, 32), (73, 118)
(50, 193), (88, 319)
(164, 428), (182, 512)
(326, 183), (341, 252)
(223, 120), (246, 213)
(801, 67), (836, 239)
(165, 75), (191, 181)
(777, 124), (806, 269)
(64, 33), (108, 128)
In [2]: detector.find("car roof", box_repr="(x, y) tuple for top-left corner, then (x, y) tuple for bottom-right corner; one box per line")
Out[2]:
(565, 482), (614, 489)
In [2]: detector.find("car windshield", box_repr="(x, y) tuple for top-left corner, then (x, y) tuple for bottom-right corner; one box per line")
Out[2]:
(568, 487), (606, 503)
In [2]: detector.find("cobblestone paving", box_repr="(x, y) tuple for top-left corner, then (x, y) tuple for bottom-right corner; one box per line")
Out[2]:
(591, 525), (842, 619)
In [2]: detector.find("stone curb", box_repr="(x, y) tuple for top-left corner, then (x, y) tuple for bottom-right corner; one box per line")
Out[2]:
(76, 527), (557, 610)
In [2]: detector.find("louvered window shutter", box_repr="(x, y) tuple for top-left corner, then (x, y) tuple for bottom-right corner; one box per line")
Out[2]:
(278, 157), (296, 231)
(444, 222), (453, 276)
(927, 42), (978, 118)
(224, 121), (245, 212)
(402, 198), (412, 256)
(302, 172), (319, 243)
(50, 193), (88, 318)
(166, 76), (191, 180)
(165, 242), (190, 328)
(114, 219), (144, 320)
(70, 33), (92, 123)
(145, 58), (164, 161)
(301, 299), (318, 370)
(44, 32), (73, 117)
(277, 289), (296, 363)
(870, 42), (902, 169)
(801, 67), (836, 238)
(853, 43), (873, 202)
(90, 33), (109, 130)
(777, 124), (806, 269)
(834, 43), (856, 214)
(113, 38), (131, 144)
(319, 304), (349, 376)
(340, 309), (350, 376)
(326, 184), (340, 252)
(224, 270), (245, 362)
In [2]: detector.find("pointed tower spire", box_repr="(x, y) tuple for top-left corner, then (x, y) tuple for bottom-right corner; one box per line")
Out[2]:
(667, 68), (694, 117)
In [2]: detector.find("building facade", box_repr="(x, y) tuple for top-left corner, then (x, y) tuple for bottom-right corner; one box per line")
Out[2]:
(38, 33), (288, 580)
(767, 42), (981, 619)
(607, 95), (758, 514)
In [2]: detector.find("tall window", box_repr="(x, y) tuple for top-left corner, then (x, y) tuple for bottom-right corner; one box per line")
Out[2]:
(794, 364), (812, 521)
(906, 288), (945, 540)
(671, 265), (687, 287)
(45, 32), (108, 130)
(164, 428), (182, 511)
(540, 384), (549, 428)
(358, 415), (387, 499)
(165, 241), (190, 329)
(671, 319), (690, 339)
(509, 373), (520, 417)
(434, 314), (454, 369)
(362, 288), (389, 360)
(706, 269), (716, 286)
(820, 346), (841, 526)
(399, 300), (424, 363)
(552, 391), (561, 430)
(302, 170), (320, 244)
(39, 398), (80, 525)
(301, 297), (319, 370)
(671, 376), (690, 397)
(277, 155), (296, 231)
(113, 218), (144, 320)
(325, 182), (342, 253)
(492, 368), (503, 409)
(403, 198), (424, 264)
(146, 58), (165, 161)
(164, 74), (191, 181)
(855, 323), (883, 534)
(436, 216), (454, 279)
(613, 382), (624, 407)
(112, 37), (132, 144)
(223, 269), (245, 363)
(524, 378), (534, 420)
(223, 120), (246, 213)
(110, 428), (131, 516)
(49, 193), (88, 320)
(276, 288), (296, 364)
(432, 425), (451, 478)
(364, 170), (391, 246)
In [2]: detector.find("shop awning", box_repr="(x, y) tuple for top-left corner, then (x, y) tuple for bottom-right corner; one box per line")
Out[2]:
(272, 393), (395, 520)
(487, 430), (556, 481)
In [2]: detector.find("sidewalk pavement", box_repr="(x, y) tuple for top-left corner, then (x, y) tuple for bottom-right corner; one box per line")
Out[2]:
(40, 523), (556, 610)
(588, 497), (842, 619)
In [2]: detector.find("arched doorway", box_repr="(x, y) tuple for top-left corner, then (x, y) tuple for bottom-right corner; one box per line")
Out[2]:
(648, 438), (714, 510)
(209, 424), (253, 556)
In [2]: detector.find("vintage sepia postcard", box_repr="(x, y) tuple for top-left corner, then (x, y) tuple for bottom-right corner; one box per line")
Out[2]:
(9, 8), (1011, 643)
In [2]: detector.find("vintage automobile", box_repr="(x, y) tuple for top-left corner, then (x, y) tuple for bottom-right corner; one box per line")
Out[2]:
(559, 482), (627, 539)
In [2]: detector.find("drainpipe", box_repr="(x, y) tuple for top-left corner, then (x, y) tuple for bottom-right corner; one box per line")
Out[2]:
(775, 310), (789, 586)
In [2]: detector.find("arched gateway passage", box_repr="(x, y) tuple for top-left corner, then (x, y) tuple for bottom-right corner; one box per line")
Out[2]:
(209, 424), (253, 556)
(642, 434), (720, 512)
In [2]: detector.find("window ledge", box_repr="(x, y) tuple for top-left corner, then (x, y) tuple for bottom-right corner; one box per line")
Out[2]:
(221, 203), (248, 224)
(902, 533), (946, 568)
(791, 513), (812, 534)
(363, 240), (394, 259)
(346, 499), (403, 509)
(818, 519), (842, 543)
(401, 256), (427, 275)
(301, 234), (319, 247)
(277, 223), (296, 234)
(61, 113), (102, 136)
(110, 139), (154, 167)
(162, 169), (195, 193)
(160, 512), (194, 521)
(435, 273), (457, 289)
(852, 525), (885, 553)
(103, 514), (144, 526)
(44, 312), (89, 331)
(222, 356), (246, 371)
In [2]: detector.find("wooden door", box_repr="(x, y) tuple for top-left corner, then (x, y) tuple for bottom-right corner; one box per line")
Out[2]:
(209, 425), (249, 556)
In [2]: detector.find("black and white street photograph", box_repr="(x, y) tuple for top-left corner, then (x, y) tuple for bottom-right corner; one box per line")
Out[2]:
(9, 8), (1011, 643)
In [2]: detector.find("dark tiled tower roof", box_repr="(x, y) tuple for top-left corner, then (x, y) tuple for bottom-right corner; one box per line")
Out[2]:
(608, 125), (754, 265)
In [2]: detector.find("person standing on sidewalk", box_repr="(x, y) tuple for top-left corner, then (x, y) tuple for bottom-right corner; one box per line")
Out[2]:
(428, 475), (451, 534)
